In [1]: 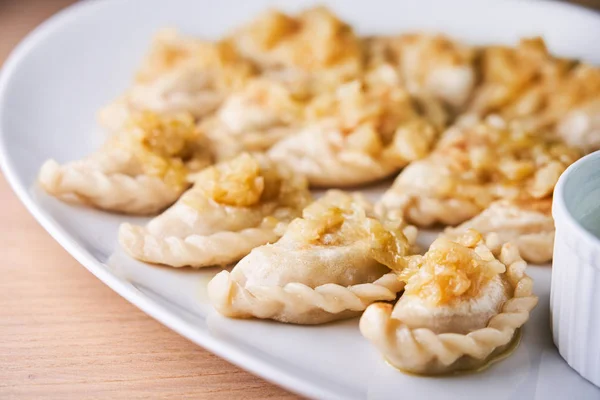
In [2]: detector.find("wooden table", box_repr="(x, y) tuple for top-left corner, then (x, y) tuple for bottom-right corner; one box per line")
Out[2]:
(0, 1), (297, 398)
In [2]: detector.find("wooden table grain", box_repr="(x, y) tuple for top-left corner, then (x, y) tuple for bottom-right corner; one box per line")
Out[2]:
(0, 1), (297, 398)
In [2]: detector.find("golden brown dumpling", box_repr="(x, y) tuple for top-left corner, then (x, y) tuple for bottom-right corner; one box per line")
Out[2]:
(269, 65), (440, 187)
(467, 38), (600, 151)
(119, 153), (311, 267)
(557, 97), (600, 154)
(39, 112), (211, 215)
(446, 199), (555, 264)
(376, 115), (581, 226)
(99, 29), (255, 131)
(468, 37), (565, 117)
(230, 7), (363, 91)
(369, 33), (476, 110)
(208, 190), (417, 324)
(360, 230), (538, 375)
(200, 79), (305, 161)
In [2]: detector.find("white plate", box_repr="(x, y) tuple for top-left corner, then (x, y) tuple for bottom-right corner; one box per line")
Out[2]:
(1, 0), (599, 398)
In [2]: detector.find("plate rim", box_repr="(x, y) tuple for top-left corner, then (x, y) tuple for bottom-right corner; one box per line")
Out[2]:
(1, 0), (599, 398)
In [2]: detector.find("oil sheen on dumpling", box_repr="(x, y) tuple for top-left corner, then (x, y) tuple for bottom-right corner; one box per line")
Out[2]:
(360, 230), (538, 375)
(208, 190), (417, 324)
(118, 153), (311, 268)
(39, 111), (211, 215)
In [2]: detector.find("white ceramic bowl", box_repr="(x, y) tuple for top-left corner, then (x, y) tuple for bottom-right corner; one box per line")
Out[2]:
(552, 150), (600, 388)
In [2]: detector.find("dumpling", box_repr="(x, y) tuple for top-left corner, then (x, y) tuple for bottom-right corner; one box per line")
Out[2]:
(516, 64), (600, 137)
(132, 29), (252, 85)
(370, 34), (476, 110)
(39, 112), (211, 215)
(376, 115), (581, 226)
(269, 65), (441, 187)
(99, 29), (255, 131)
(360, 230), (538, 375)
(446, 200), (554, 264)
(467, 38), (600, 149)
(467, 37), (569, 118)
(208, 190), (418, 324)
(556, 91), (600, 154)
(200, 79), (305, 161)
(119, 153), (311, 268)
(230, 7), (364, 95)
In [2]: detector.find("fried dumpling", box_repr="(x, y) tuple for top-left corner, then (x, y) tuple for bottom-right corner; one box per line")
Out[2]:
(376, 115), (581, 226)
(370, 33), (476, 110)
(200, 79), (305, 161)
(39, 112), (211, 215)
(468, 37), (569, 117)
(230, 7), (363, 95)
(99, 29), (255, 131)
(269, 65), (440, 187)
(360, 230), (538, 375)
(446, 200), (554, 264)
(512, 63), (600, 137)
(208, 190), (417, 324)
(467, 38), (600, 147)
(118, 153), (311, 267)
(556, 97), (600, 154)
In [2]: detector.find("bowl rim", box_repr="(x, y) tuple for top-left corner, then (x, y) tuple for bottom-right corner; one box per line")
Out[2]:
(553, 150), (600, 250)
